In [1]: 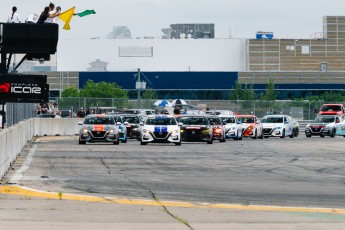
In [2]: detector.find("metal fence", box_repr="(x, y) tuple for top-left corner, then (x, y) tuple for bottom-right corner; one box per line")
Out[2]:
(53, 97), (336, 120)
(2, 98), (341, 129)
(4, 103), (36, 128)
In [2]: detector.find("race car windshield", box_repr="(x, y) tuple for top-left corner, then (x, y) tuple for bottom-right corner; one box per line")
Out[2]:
(261, 117), (283, 123)
(313, 117), (335, 123)
(113, 116), (123, 123)
(122, 116), (140, 123)
(239, 117), (255, 123)
(208, 117), (221, 125)
(320, 105), (341, 111)
(180, 117), (208, 125)
(84, 117), (115, 125)
(221, 117), (235, 123)
(146, 117), (177, 125)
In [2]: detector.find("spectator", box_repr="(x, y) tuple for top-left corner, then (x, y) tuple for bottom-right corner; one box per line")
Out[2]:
(173, 105), (180, 115)
(40, 102), (49, 114)
(52, 102), (61, 115)
(0, 110), (6, 129)
(7, 6), (21, 23)
(25, 13), (38, 23)
(76, 107), (86, 118)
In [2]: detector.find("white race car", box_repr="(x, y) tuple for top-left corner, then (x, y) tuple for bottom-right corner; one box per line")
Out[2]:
(219, 115), (243, 140)
(140, 115), (181, 145)
(261, 115), (295, 138)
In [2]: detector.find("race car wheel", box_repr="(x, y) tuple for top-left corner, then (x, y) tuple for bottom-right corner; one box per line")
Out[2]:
(252, 130), (257, 139)
(79, 139), (86, 144)
(280, 129), (285, 138)
(320, 134), (325, 138)
(121, 138), (127, 143)
(220, 135), (226, 142)
(306, 134), (312, 138)
(294, 128), (299, 137)
(207, 139), (213, 144)
(330, 129), (336, 138)
(259, 131), (264, 139)
(140, 140), (147, 145)
(289, 129), (294, 138)
(175, 141), (182, 146)
(113, 139), (120, 145)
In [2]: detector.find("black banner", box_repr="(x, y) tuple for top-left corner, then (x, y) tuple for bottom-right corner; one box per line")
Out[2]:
(0, 74), (49, 103)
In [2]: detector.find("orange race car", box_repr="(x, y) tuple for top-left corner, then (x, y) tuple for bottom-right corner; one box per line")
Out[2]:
(236, 115), (264, 139)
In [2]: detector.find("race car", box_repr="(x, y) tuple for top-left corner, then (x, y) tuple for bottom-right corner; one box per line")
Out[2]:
(78, 114), (120, 144)
(120, 114), (142, 139)
(236, 115), (263, 139)
(111, 115), (128, 143)
(219, 115), (243, 140)
(319, 116), (344, 137)
(179, 115), (213, 144)
(261, 115), (296, 138)
(140, 115), (181, 145)
(206, 115), (226, 142)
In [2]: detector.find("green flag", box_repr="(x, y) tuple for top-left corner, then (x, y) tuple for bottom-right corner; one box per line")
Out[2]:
(77, 10), (96, 17)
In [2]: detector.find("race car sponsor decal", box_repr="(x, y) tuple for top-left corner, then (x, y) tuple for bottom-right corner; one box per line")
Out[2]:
(93, 125), (105, 131)
(0, 83), (10, 93)
(154, 126), (168, 133)
(185, 126), (201, 129)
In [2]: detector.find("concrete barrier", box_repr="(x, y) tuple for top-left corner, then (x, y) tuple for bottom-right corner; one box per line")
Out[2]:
(0, 118), (83, 179)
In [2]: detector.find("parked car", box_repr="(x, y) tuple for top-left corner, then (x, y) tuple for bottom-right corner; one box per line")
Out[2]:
(206, 110), (234, 116)
(140, 115), (181, 145)
(318, 104), (345, 118)
(261, 115), (297, 138)
(206, 116), (226, 142)
(219, 115), (243, 140)
(120, 114), (141, 139)
(179, 115), (213, 144)
(78, 114), (120, 145)
(236, 115), (263, 139)
(122, 109), (155, 116)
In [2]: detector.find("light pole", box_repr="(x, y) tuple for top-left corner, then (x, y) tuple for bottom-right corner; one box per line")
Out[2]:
(137, 68), (141, 109)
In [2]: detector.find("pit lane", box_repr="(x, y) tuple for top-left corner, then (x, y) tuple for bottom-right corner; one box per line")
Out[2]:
(3, 135), (345, 209)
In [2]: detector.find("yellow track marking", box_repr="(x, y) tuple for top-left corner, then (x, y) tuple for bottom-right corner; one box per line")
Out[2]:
(1, 185), (345, 214)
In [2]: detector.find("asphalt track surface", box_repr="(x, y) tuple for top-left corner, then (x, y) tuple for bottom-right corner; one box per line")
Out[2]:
(3, 135), (345, 210)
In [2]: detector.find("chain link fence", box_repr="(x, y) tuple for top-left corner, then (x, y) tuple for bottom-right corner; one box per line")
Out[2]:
(1, 98), (341, 129)
(53, 97), (336, 120)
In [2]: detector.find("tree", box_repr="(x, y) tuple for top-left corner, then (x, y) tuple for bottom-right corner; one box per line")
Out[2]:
(243, 84), (255, 101)
(142, 89), (157, 99)
(80, 80), (127, 98)
(260, 76), (277, 101)
(61, 86), (80, 97)
(229, 81), (255, 101)
(228, 81), (242, 100)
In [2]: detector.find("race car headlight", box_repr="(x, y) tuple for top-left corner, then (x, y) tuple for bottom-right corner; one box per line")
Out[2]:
(180, 129), (184, 133)
(214, 128), (222, 133)
(143, 129), (150, 134)
(275, 126), (282, 130)
(230, 127), (236, 130)
(203, 129), (211, 133)
(171, 129), (179, 134)
(109, 129), (115, 134)
(82, 128), (88, 134)
(132, 128), (139, 131)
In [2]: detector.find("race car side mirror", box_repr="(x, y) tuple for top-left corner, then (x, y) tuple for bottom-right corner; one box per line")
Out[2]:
(78, 121), (83, 125)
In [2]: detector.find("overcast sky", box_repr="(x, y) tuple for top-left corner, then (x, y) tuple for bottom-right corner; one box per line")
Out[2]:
(1, 0), (345, 39)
